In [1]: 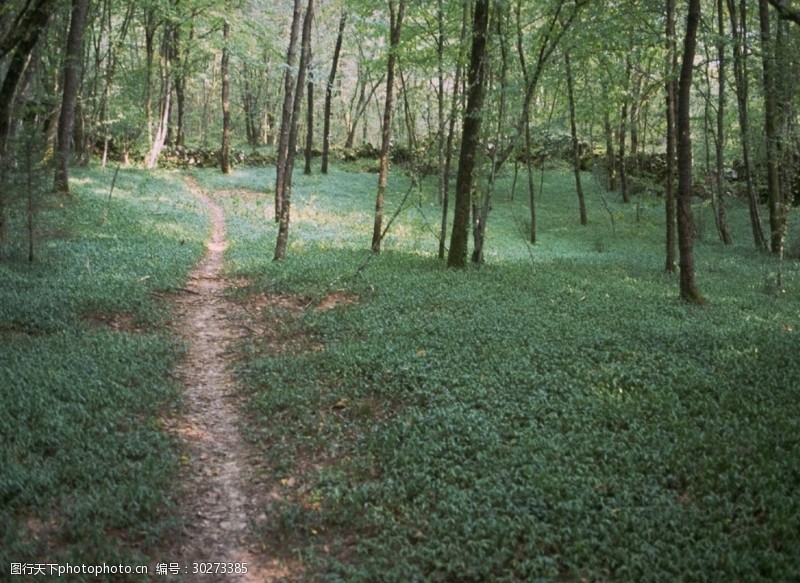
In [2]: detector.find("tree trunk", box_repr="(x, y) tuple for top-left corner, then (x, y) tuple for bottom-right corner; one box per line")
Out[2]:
(727, 0), (768, 249)
(0, 0), (56, 243)
(274, 0), (313, 261)
(371, 0), (405, 253)
(322, 11), (346, 174)
(565, 51), (587, 226)
(275, 0), (304, 221)
(759, 0), (786, 253)
(439, 1), (470, 260)
(665, 0), (678, 272)
(145, 25), (174, 169)
(515, 0), (536, 244)
(604, 109), (616, 191)
(221, 20), (232, 174)
(714, 0), (733, 244)
(143, 6), (158, 145)
(447, 0), (490, 268)
(618, 58), (631, 203)
(53, 0), (89, 194)
(472, 2), (508, 264)
(676, 0), (704, 304)
(304, 62), (314, 175)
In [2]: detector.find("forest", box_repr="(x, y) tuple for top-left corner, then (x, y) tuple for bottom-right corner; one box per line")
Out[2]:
(1, 0), (800, 581)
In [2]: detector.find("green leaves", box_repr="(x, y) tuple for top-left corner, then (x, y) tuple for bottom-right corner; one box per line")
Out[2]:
(205, 164), (800, 581)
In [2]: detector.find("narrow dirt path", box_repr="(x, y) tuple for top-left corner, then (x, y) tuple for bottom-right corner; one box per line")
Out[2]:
(169, 177), (286, 581)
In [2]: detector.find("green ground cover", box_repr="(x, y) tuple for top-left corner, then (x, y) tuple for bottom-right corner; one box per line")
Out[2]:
(0, 168), (207, 579)
(194, 164), (800, 581)
(1, 161), (798, 581)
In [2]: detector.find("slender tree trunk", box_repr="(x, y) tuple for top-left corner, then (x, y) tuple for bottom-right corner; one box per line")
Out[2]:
(515, 0), (536, 243)
(221, 20), (232, 174)
(145, 25), (174, 169)
(473, 2), (508, 263)
(447, 0), (490, 268)
(439, 1), (470, 259)
(715, 0), (733, 244)
(759, 0), (786, 253)
(274, 0), (314, 261)
(676, 0), (704, 304)
(53, 0), (89, 194)
(143, 7), (158, 145)
(665, 0), (678, 272)
(322, 11), (346, 174)
(604, 109), (616, 191)
(565, 51), (587, 225)
(275, 0), (304, 221)
(304, 62), (314, 175)
(618, 58), (631, 203)
(371, 0), (405, 252)
(728, 0), (768, 249)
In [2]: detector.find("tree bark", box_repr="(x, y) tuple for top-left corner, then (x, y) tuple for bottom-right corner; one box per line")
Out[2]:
(371, 0), (405, 253)
(144, 24), (174, 169)
(714, 0), (733, 244)
(676, 0), (704, 304)
(439, 0), (470, 260)
(759, 0), (786, 253)
(274, 0), (313, 261)
(447, 0), (490, 268)
(665, 0), (677, 272)
(618, 58), (632, 203)
(275, 0), (304, 221)
(321, 11), (346, 174)
(53, 0), (89, 194)
(565, 51), (587, 226)
(221, 20), (232, 174)
(0, 0), (56, 243)
(767, 0), (800, 24)
(304, 61), (314, 175)
(727, 0), (768, 249)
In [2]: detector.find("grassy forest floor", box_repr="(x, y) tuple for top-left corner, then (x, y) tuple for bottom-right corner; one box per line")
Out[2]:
(1, 161), (799, 581)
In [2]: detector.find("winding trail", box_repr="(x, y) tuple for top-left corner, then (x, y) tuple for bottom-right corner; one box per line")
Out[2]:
(170, 177), (284, 581)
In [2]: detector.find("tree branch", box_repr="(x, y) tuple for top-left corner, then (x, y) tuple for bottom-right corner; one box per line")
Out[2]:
(768, 0), (800, 25)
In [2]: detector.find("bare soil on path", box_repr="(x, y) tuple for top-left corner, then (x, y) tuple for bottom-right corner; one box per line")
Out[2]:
(168, 177), (288, 582)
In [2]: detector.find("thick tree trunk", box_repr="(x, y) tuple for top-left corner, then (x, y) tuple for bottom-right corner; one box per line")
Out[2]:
(371, 0), (405, 253)
(447, 0), (490, 268)
(275, 0), (304, 222)
(321, 11), (346, 174)
(53, 0), (89, 194)
(0, 0), (56, 243)
(221, 20), (232, 174)
(676, 0), (704, 304)
(274, 0), (313, 261)
(565, 51), (587, 226)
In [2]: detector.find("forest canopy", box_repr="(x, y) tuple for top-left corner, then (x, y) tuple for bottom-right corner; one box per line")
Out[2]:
(1, 0), (799, 298)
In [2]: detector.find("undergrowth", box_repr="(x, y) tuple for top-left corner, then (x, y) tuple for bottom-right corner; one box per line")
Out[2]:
(193, 164), (800, 582)
(0, 167), (207, 581)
